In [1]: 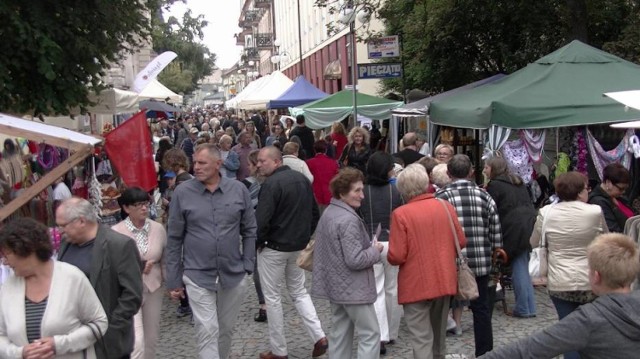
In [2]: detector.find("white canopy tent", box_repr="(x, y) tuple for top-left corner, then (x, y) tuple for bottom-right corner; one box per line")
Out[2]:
(236, 71), (294, 110)
(225, 74), (272, 109)
(606, 90), (640, 128)
(87, 88), (141, 115)
(138, 79), (183, 103)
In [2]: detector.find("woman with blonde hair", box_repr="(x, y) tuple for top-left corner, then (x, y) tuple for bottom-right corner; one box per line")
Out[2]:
(339, 126), (371, 173)
(330, 122), (348, 160)
(243, 121), (261, 149)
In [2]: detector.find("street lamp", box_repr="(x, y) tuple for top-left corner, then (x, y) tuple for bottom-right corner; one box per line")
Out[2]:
(338, 2), (360, 126)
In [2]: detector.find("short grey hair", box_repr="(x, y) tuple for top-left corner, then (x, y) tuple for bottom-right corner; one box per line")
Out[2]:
(60, 198), (98, 223)
(397, 164), (430, 201)
(195, 143), (221, 159)
(431, 163), (451, 188)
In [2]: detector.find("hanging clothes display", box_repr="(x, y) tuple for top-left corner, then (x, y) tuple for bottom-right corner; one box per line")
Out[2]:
(520, 129), (546, 163)
(586, 128), (634, 180)
(502, 138), (534, 184)
(483, 125), (511, 159)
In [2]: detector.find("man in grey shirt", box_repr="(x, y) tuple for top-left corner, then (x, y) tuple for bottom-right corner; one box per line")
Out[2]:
(166, 143), (257, 359)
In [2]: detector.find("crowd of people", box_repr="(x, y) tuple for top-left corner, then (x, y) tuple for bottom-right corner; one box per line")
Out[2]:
(0, 106), (639, 359)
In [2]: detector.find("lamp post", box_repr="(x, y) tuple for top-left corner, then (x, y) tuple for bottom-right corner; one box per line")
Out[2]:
(339, 3), (358, 126)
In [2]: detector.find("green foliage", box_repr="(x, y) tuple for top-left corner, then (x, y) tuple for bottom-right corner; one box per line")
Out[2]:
(152, 9), (216, 95)
(315, 0), (640, 97)
(0, 0), (162, 115)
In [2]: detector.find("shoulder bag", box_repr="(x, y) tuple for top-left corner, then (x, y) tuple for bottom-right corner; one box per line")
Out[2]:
(296, 239), (315, 271)
(438, 198), (479, 301)
(529, 205), (553, 279)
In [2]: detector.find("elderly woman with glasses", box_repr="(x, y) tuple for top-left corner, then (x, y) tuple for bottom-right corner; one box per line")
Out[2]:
(113, 187), (167, 359)
(0, 217), (107, 359)
(588, 163), (635, 233)
(532, 171), (608, 359)
(433, 144), (454, 163)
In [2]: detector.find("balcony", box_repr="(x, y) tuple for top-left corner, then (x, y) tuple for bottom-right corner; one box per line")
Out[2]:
(245, 47), (260, 60)
(254, 0), (272, 9)
(255, 33), (273, 49)
(243, 10), (261, 26)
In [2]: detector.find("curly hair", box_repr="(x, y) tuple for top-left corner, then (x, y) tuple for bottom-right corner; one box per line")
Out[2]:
(0, 218), (52, 261)
(347, 126), (370, 145)
(330, 167), (364, 199)
(162, 148), (190, 172)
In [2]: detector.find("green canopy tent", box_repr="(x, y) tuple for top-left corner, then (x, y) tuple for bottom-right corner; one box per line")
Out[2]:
(290, 90), (403, 129)
(429, 40), (640, 129)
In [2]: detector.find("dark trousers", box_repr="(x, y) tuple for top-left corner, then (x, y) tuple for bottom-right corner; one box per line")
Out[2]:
(550, 296), (583, 359)
(254, 260), (265, 304)
(469, 275), (493, 357)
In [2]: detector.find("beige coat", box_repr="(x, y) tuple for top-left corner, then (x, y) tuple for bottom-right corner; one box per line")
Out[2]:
(112, 220), (166, 293)
(530, 201), (608, 292)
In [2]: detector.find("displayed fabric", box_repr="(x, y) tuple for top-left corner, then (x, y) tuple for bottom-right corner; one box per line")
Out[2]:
(502, 139), (533, 184)
(483, 125), (511, 160)
(554, 152), (570, 179)
(586, 128), (633, 180)
(571, 128), (589, 176)
(520, 129), (546, 163)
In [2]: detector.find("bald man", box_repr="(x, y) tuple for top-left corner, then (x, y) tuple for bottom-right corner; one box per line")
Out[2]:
(394, 132), (424, 166)
(255, 146), (326, 359)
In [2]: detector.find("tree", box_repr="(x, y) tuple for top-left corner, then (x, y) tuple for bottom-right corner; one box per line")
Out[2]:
(316, 0), (640, 96)
(0, 0), (163, 115)
(152, 9), (216, 95)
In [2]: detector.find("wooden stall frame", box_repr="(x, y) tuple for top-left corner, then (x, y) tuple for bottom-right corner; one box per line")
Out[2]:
(0, 116), (102, 221)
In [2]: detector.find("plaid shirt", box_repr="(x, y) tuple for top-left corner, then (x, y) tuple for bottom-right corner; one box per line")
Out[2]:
(436, 179), (502, 276)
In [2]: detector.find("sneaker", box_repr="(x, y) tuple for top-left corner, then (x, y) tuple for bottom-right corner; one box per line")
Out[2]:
(176, 305), (192, 318)
(446, 327), (462, 336)
(446, 316), (457, 331)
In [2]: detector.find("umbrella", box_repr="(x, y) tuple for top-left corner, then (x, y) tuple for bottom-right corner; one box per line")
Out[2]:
(139, 100), (182, 113)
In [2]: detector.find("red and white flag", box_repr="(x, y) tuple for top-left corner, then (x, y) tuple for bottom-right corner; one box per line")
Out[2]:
(104, 110), (157, 191)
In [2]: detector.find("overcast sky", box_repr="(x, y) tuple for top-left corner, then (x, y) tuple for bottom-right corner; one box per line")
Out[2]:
(166, 0), (243, 70)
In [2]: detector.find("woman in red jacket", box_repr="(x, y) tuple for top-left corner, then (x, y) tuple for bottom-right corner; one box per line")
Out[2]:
(388, 164), (466, 359)
(306, 140), (339, 213)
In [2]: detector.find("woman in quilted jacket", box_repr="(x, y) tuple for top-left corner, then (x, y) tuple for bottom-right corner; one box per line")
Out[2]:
(311, 167), (383, 358)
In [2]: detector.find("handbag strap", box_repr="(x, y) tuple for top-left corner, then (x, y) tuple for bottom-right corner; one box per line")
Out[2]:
(437, 198), (463, 260)
(540, 204), (554, 248)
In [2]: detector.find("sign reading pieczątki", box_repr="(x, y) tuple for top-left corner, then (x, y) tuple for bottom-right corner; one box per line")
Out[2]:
(358, 63), (403, 79)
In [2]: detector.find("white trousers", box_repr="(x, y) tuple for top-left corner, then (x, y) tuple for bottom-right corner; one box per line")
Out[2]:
(131, 286), (164, 359)
(329, 302), (380, 359)
(374, 241), (402, 341)
(258, 247), (325, 356)
(183, 275), (247, 359)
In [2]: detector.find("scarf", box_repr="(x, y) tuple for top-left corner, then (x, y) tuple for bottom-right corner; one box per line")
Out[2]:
(124, 217), (150, 255)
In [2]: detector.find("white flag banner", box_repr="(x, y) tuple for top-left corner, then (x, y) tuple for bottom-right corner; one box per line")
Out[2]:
(133, 51), (178, 92)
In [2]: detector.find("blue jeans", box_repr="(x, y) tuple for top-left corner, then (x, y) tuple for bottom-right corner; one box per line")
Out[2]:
(550, 296), (582, 359)
(470, 275), (493, 357)
(511, 251), (537, 316)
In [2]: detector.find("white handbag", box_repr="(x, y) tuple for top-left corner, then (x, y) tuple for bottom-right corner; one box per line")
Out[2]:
(529, 205), (553, 279)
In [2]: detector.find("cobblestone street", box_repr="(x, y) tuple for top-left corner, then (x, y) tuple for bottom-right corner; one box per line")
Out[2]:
(157, 275), (559, 358)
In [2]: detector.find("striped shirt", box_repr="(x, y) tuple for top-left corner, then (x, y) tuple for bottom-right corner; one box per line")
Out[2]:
(436, 180), (503, 277)
(25, 297), (48, 343)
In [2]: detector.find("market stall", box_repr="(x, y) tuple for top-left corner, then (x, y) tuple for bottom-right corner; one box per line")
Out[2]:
(0, 113), (102, 221)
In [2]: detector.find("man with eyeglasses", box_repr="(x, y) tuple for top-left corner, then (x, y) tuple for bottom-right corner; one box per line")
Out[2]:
(56, 197), (143, 359)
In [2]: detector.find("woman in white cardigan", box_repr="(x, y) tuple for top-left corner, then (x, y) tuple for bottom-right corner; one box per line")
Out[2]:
(0, 217), (107, 359)
(113, 187), (167, 359)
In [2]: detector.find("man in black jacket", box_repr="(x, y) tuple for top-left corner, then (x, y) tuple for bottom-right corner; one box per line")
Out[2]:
(255, 146), (327, 359)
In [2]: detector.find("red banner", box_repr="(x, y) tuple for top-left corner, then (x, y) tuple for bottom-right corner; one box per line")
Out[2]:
(104, 111), (157, 192)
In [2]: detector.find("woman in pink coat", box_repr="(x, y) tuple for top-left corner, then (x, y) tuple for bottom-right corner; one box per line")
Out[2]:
(113, 187), (167, 359)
